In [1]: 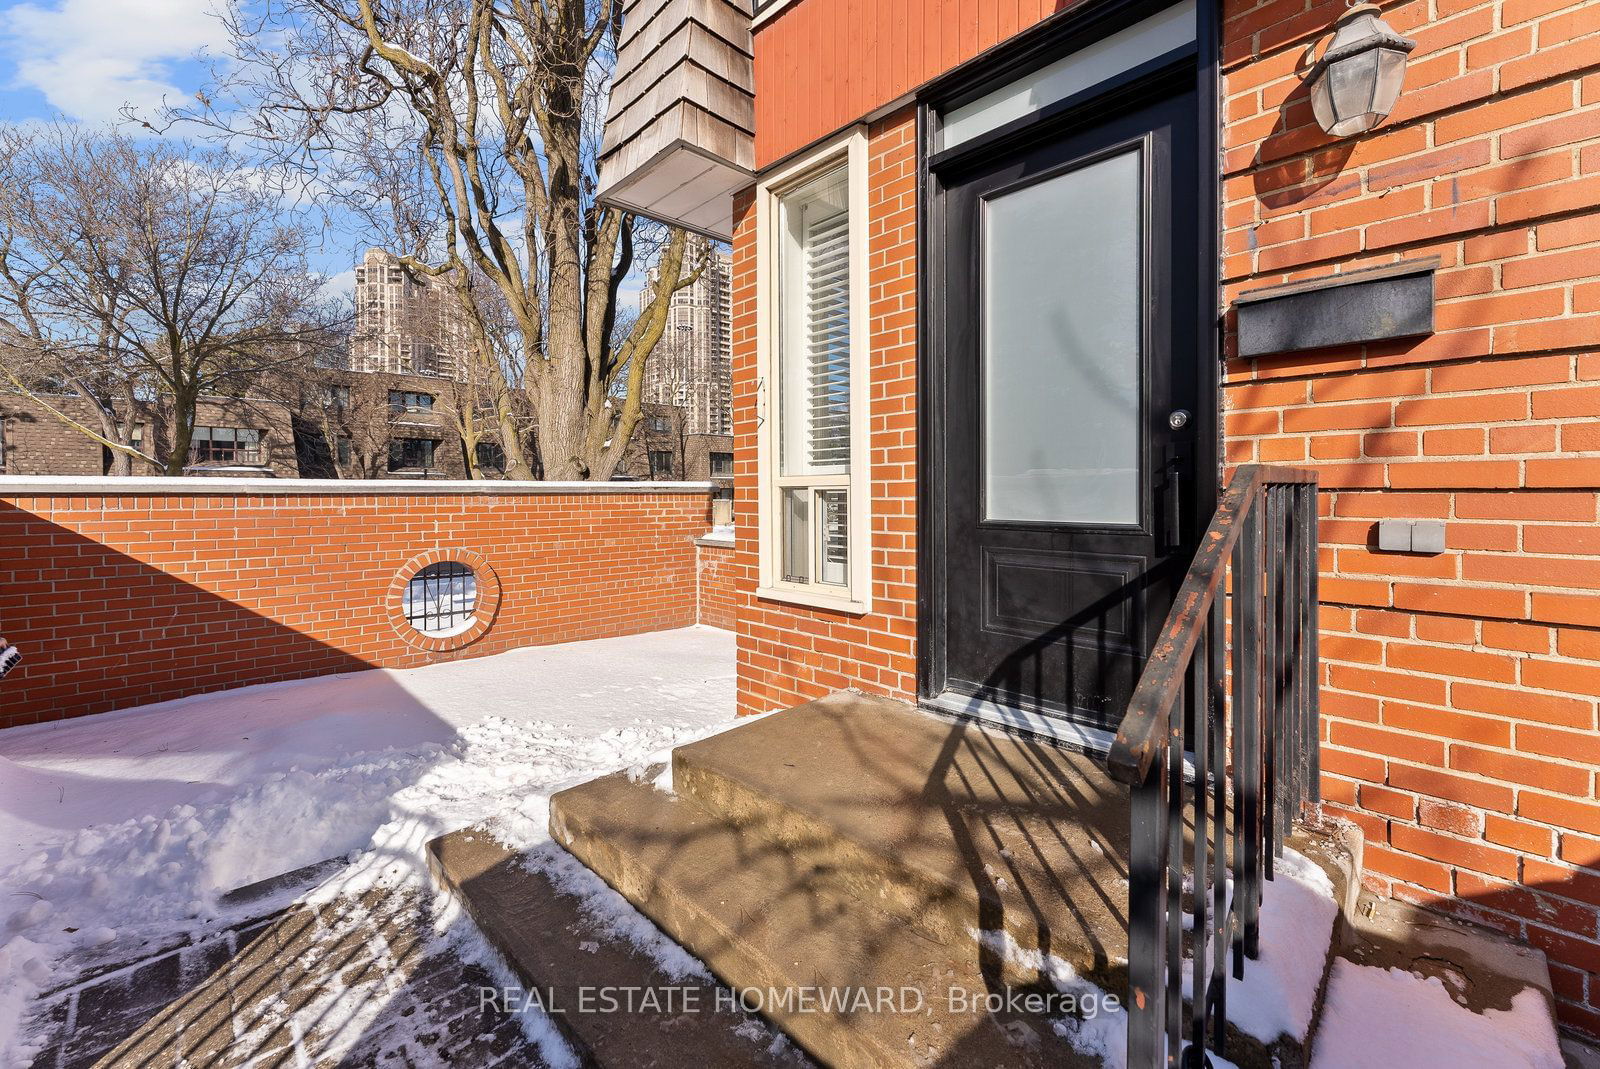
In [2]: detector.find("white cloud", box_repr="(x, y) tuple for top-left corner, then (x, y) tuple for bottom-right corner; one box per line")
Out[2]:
(320, 268), (356, 301)
(3, 0), (228, 122)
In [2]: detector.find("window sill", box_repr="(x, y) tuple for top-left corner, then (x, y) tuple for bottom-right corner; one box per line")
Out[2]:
(756, 585), (871, 616)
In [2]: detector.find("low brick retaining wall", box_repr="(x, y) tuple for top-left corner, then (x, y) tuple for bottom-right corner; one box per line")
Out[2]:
(695, 533), (738, 631)
(0, 476), (720, 729)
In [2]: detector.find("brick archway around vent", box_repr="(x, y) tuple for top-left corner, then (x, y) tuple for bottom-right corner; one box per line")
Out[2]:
(386, 547), (503, 653)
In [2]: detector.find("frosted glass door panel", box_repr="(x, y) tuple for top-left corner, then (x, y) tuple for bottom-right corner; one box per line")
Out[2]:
(982, 148), (1143, 525)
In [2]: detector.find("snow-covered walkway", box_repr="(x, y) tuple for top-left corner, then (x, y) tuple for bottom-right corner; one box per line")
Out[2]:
(0, 626), (740, 1068)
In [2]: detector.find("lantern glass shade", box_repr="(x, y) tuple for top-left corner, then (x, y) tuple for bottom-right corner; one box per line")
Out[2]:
(1308, 5), (1416, 137)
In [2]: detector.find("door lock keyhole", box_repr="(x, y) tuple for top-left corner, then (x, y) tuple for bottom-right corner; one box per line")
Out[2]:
(1168, 409), (1191, 430)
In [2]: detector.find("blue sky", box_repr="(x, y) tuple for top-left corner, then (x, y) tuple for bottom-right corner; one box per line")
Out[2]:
(0, 0), (655, 310)
(0, 0), (223, 123)
(0, 0), (362, 296)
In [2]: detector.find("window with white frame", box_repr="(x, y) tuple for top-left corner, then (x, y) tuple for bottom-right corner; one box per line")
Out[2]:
(757, 130), (870, 611)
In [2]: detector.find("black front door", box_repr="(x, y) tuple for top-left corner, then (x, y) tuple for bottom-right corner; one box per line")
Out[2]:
(927, 84), (1208, 740)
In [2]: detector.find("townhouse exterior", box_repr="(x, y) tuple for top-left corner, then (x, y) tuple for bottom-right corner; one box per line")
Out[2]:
(597, 0), (1600, 1040)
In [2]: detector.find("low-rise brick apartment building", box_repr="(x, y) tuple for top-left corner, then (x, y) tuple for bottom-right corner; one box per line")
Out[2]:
(6, 375), (731, 485)
(0, 391), (300, 477)
(293, 368), (492, 480)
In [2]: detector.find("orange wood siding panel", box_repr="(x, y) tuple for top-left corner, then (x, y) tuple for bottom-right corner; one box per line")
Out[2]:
(753, 0), (1078, 167)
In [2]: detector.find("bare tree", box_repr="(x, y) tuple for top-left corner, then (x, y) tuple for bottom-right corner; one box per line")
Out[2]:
(176, 0), (707, 480)
(0, 123), (336, 475)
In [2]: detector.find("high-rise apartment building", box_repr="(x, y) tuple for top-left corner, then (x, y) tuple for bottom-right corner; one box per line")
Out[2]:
(351, 248), (470, 380)
(642, 248), (732, 437)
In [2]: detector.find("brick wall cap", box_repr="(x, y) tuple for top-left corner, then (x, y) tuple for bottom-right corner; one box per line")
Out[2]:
(0, 475), (716, 496)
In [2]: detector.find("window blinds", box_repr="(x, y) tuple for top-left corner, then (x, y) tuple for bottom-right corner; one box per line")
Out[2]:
(803, 206), (851, 473)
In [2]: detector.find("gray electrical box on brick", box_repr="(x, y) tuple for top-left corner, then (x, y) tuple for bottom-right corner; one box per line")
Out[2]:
(1376, 519), (1446, 554)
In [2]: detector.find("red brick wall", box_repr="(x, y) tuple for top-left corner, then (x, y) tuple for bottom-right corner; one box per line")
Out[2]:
(0, 483), (714, 730)
(1221, 0), (1600, 1035)
(696, 538), (739, 630)
(729, 109), (921, 716)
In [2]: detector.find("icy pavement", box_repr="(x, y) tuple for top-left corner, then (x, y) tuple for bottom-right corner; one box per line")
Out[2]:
(0, 626), (739, 1069)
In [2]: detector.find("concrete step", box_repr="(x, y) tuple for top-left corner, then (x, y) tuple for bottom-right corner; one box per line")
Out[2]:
(548, 765), (1110, 1069)
(668, 692), (1137, 993)
(426, 822), (813, 1069)
(532, 693), (1366, 1068)
(1303, 893), (1565, 1068)
(666, 695), (1378, 1069)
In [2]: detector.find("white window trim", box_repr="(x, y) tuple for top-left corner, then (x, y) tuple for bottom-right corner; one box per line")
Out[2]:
(754, 125), (873, 615)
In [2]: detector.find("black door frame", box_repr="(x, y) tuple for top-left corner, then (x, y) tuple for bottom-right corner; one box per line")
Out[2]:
(916, 0), (1222, 748)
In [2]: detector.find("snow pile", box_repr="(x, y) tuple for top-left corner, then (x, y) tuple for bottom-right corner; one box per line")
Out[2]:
(974, 927), (1130, 1066)
(0, 627), (737, 1069)
(1183, 847), (1338, 1044)
(973, 926), (1240, 1069)
(1310, 959), (1564, 1069)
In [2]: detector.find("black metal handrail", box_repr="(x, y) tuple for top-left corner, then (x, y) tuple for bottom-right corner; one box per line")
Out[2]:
(1108, 464), (1321, 1069)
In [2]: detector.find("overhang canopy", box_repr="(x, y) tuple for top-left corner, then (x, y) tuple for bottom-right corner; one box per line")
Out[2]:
(598, 0), (754, 241)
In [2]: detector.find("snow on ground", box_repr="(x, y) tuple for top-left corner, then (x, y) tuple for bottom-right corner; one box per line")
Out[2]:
(1182, 847), (1339, 1045)
(974, 926), (1240, 1069)
(1310, 958), (1565, 1069)
(0, 626), (739, 1069)
(977, 845), (1333, 1067)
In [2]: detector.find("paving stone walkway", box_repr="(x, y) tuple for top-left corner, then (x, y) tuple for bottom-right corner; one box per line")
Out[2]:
(23, 890), (548, 1069)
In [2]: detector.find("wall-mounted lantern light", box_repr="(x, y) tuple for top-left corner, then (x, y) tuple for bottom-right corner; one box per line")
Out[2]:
(1306, 3), (1416, 137)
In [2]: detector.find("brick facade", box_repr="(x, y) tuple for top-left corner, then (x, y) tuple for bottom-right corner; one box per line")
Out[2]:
(296, 369), (482, 480)
(0, 481), (716, 730)
(734, 0), (1600, 1038)
(0, 394), (105, 476)
(729, 109), (921, 718)
(1220, 0), (1600, 1034)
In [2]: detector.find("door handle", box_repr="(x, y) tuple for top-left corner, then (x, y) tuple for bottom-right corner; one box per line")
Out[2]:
(1163, 448), (1183, 551)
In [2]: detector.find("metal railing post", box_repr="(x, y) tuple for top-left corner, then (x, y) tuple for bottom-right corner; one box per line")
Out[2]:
(1237, 487), (1263, 964)
(1127, 754), (1169, 1069)
(1108, 466), (1321, 1064)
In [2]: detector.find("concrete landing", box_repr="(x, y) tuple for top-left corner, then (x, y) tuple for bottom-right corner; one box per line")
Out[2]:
(1341, 893), (1557, 1018)
(547, 765), (1108, 1069)
(1306, 893), (1565, 1068)
(669, 691), (1135, 989)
